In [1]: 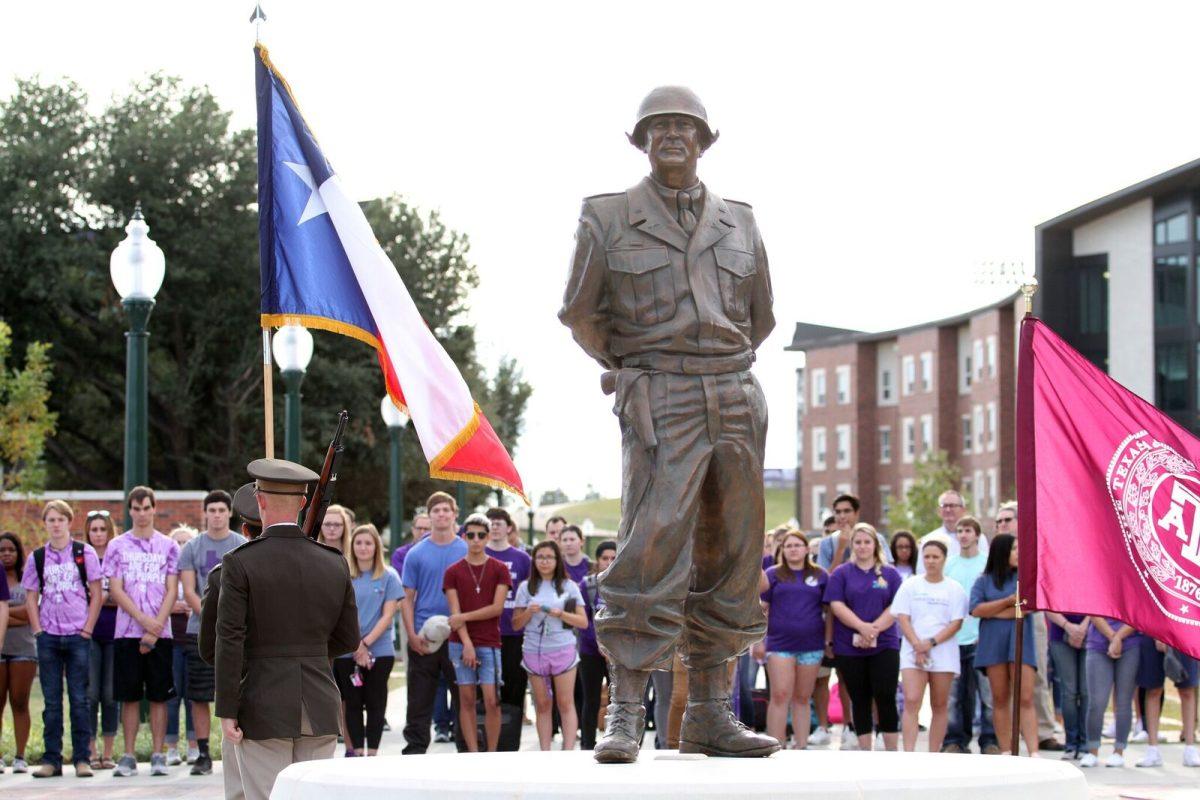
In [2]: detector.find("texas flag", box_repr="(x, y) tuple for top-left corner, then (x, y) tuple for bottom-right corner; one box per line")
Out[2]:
(1018, 316), (1200, 658)
(254, 44), (525, 499)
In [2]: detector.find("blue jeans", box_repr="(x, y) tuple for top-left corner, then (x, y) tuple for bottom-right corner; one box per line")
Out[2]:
(87, 638), (119, 739)
(944, 643), (997, 749)
(1050, 640), (1088, 752)
(37, 634), (93, 768)
(165, 640), (194, 746)
(1086, 647), (1138, 751)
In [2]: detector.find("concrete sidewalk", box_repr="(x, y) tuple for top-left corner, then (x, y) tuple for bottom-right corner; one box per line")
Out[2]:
(1, 681), (1193, 799)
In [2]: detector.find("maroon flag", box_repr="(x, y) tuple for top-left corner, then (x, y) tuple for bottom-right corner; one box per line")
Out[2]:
(1018, 316), (1200, 658)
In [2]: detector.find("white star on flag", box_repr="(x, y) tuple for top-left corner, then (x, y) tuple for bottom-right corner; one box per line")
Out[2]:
(283, 161), (328, 224)
(1183, 604), (1190, 615)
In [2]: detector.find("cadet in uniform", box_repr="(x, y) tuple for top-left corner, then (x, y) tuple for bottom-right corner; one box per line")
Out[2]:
(560, 87), (778, 762)
(214, 460), (360, 800)
(200, 483), (260, 800)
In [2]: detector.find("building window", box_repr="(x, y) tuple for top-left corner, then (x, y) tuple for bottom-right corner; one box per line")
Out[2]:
(879, 426), (892, 464)
(836, 482), (852, 495)
(836, 424), (851, 469)
(962, 476), (973, 505)
(987, 469), (999, 516)
(920, 352), (933, 393)
(973, 340), (984, 382)
(920, 414), (933, 454)
(879, 487), (892, 525)
(1079, 264), (1108, 336)
(986, 402), (997, 451)
(974, 469), (985, 514)
(1155, 212), (1188, 245)
(811, 369), (827, 407)
(902, 355), (915, 396)
(986, 336), (997, 378)
(811, 486), (828, 529)
(880, 369), (894, 403)
(902, 417), (915, 463)
(1155, 255), (1188, 328)
(973, 405), (984, 453)
(961, 414), (972, 454)
(1156, 344), (1188, 412)
(901, 478), (914, 502)
(961, 355), (972, 392)
(836, 365), (851, 405)
(812, 427), (827, 471)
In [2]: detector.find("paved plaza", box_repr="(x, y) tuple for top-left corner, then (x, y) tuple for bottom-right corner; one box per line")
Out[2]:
(0, 681), (1193, 799)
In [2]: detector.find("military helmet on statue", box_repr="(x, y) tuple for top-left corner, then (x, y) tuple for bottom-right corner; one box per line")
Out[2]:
(628, 86), (719, 150)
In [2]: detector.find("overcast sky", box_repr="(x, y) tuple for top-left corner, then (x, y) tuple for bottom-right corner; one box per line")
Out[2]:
(4, 1), (1199, 501)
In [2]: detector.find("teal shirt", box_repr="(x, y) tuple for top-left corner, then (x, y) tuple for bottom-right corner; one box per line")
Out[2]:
(945, 552), (987, 645)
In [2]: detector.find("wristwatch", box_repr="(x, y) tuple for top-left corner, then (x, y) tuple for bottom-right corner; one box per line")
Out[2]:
(927, 637), (937, 647)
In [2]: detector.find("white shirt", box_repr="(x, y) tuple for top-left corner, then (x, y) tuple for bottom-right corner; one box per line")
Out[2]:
(916, 524), (988, 574)
(891, 575), (968, 673)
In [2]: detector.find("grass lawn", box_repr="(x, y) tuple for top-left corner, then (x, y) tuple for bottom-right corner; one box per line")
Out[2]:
(560, 487), (798, 538)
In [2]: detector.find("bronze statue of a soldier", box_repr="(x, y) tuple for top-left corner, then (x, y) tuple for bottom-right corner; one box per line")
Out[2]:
(560, 86), (778, 762)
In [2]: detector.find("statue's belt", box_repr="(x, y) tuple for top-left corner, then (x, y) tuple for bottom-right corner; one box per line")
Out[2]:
(601, 352), (755, 449)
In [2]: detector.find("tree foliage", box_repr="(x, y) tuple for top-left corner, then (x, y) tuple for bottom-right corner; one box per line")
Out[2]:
(0, 320), (57, 494)
(887, 449), (966, 534)
(0, 76), (530, 525)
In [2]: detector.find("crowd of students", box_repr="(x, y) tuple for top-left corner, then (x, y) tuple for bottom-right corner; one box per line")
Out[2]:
(754, 490), (1200, 767)
(3, 484), (1198, 778)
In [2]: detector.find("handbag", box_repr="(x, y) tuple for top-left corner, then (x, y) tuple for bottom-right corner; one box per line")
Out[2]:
(1163, 646), (1188, 685)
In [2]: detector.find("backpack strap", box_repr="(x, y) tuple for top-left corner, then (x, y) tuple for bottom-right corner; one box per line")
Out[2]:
(34, 547), (46, 592)
(72, 541), (92, 603)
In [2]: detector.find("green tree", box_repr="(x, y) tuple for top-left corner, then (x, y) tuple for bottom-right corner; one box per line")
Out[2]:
(0, 320), (56, 494)
(0, 77), (530, 519)
(887, 450), (966, 534)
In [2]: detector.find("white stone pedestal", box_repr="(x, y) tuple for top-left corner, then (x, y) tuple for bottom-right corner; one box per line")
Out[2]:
(270, 750), (1087, 800)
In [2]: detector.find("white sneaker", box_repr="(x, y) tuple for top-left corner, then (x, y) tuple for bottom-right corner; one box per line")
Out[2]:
(840, 727), (858, 750)
(1102, 721), (1116, 739)
(12, 757), (28, 773)
(1105, 752), (1125, 768)
(1078, 753), (1098, 768)
(1136, 746), (1162, 767)
(1130, 729), (1149, 743)
(808, 727), (831, 747)
(875, 733), (884, 750)
(166, 749), (182, 767)
(187, 747), (200, 764)
(150, 753), (169, 777)
(1184, 745), (1200, 767)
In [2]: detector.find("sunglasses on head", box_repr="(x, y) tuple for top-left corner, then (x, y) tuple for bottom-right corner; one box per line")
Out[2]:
(463, 530), (487, 540)
(87, 510), (111, 519)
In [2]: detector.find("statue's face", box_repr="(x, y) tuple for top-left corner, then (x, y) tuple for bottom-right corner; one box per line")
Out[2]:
(645, 114), (701, 173)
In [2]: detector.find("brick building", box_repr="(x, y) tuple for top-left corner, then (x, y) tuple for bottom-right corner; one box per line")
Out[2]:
(787, 294), (1021, 530)
(0, 490), (209, 546)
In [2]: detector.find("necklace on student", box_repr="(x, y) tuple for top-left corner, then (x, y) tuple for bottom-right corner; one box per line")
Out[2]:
(468, 561), (485, 594)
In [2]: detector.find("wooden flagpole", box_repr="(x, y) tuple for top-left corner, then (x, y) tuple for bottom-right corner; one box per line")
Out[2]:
(263, 327), (275, 458)
(1009, 276), (1038, 756)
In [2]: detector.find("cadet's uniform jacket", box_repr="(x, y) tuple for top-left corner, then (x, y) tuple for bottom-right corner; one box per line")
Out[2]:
(214, 523), (360, 740)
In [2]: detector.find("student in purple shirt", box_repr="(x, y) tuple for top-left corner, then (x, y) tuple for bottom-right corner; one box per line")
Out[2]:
(758, 531), (829, 750)
(824, 523), (902, 751)
(390, 512), (432, 578)
(578, 541), (616, 750)
(23, 499), (103, 778)
(485, 508), (531, 718)
(1079, 616), (1141, 768)
(84, 510), (120, 770)
(103, 486), (181, 777)
(559, 525), (590, 584)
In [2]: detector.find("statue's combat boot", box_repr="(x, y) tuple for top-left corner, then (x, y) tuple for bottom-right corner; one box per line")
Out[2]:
(679, 663), (781, 757)
(593, 666), (650, 763)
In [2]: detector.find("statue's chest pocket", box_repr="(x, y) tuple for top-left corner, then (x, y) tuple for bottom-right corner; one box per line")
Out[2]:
(714, 247), (756, 321)
(607, 246), (676, 325)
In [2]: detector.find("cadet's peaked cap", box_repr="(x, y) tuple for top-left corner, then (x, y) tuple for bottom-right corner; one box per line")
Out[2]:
(630, 86), (718, 148)
(247, 458), (319, 496)
(231, 482), (261, 524)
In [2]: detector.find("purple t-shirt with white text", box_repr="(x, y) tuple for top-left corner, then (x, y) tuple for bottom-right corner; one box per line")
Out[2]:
(823, 562), (902, 656)
(486, 544), (532, 637)
(103, 531), (180, 639)
(761, 566), (828, 652)
(21, 541), (101, 636)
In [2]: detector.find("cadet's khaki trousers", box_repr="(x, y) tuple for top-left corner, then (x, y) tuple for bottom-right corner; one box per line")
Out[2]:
(223, 740), (245, 800)
(234, 705), (335, 800)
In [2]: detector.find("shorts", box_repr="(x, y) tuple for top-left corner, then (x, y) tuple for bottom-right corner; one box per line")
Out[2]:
(1138, 640), (1199, 689)
(449, 642), (502, 686)
(180, 636), (215, 702)
(767, 650), (825, 666)
(113, 638), (176, 703)
(522, 644), (579, 678)
(1, 654), (37, 663)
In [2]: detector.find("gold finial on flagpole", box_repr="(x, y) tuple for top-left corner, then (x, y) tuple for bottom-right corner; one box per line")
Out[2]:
(1020, 275), (1039, 316)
